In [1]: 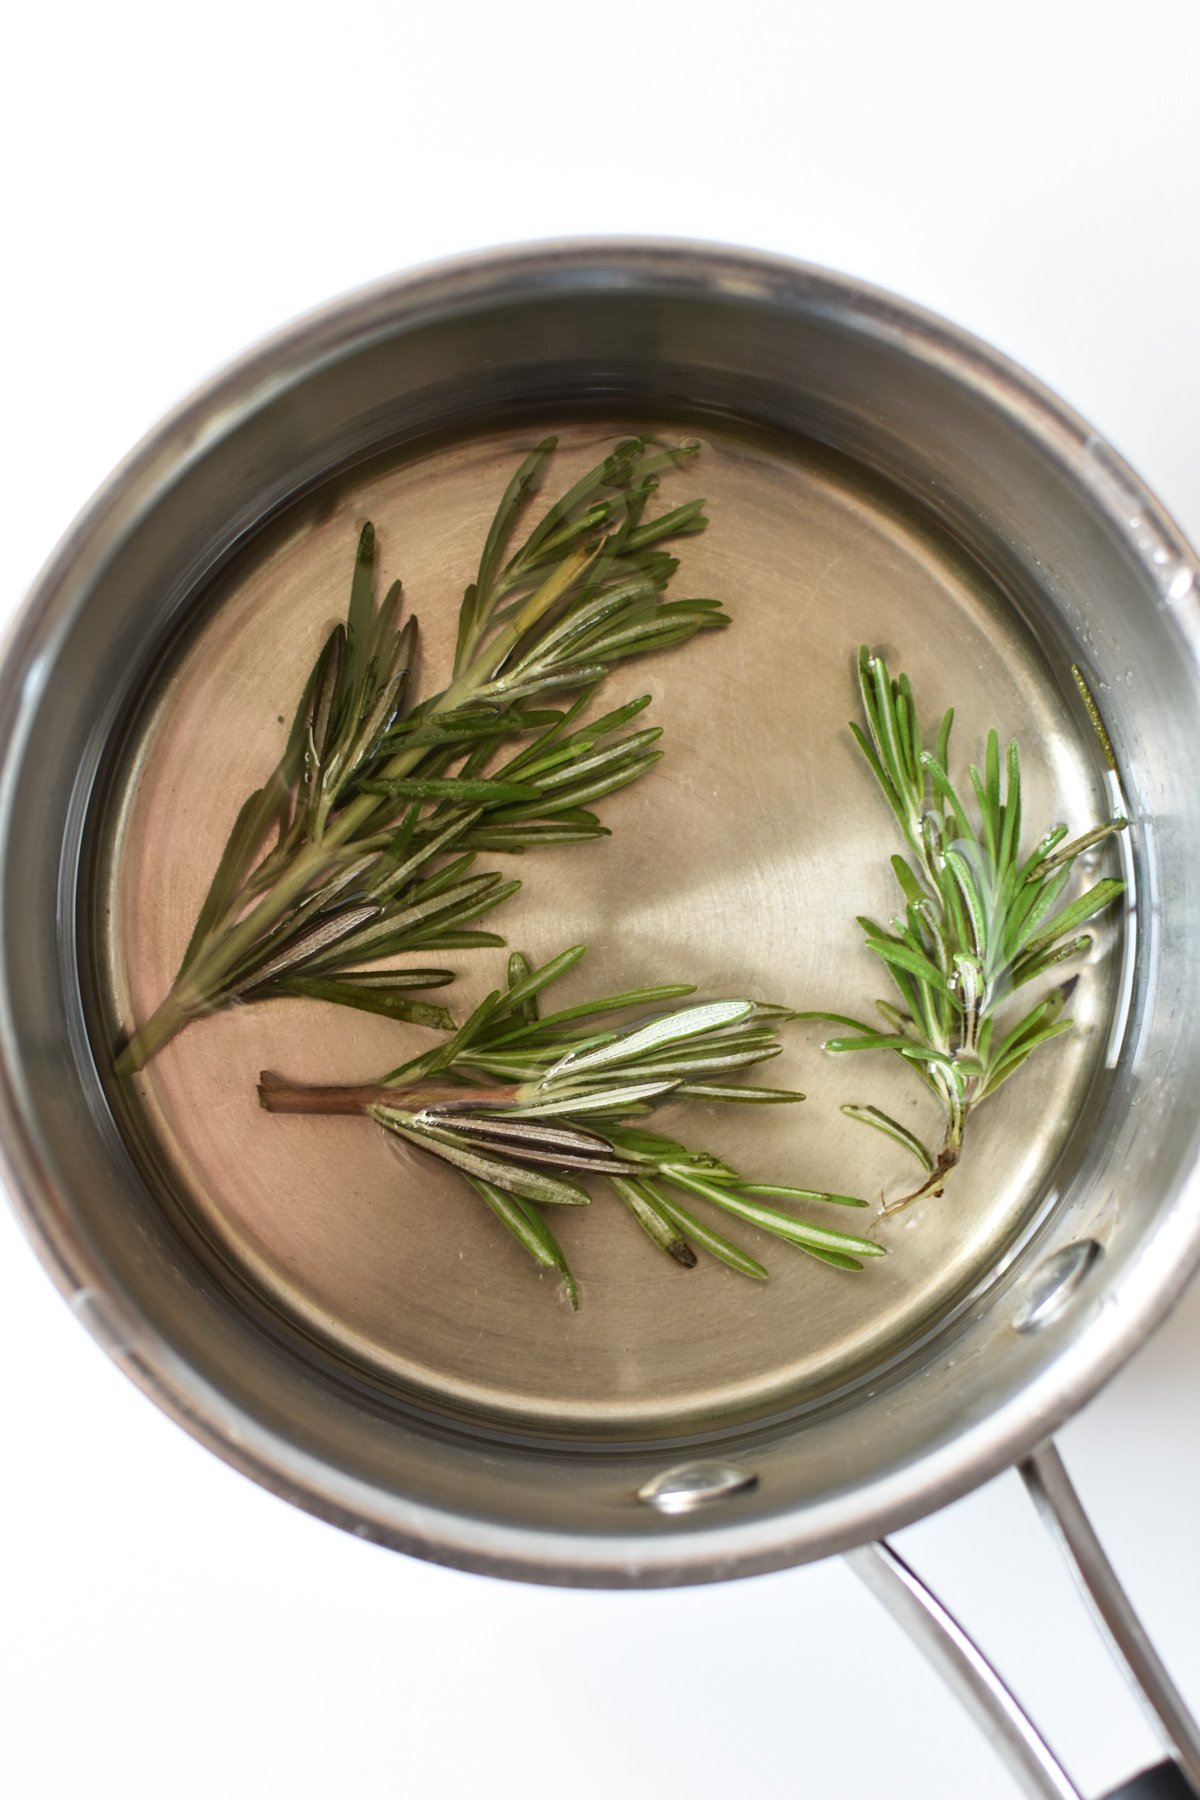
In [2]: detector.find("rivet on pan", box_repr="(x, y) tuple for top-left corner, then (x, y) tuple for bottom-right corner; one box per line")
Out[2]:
(637, 1462), (759, 1514)
(1012, 1240), (1103, 1333)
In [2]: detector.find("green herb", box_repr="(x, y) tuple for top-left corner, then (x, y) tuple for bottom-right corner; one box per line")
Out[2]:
(116, 438), (726, 1073)
(799, 648), (1127, 1210)
(259, 945), (883, 1308)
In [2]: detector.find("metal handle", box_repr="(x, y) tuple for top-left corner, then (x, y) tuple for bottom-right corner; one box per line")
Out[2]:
(848, 1440), (1200, 1800)
(1105, 1766), (1199, 1799)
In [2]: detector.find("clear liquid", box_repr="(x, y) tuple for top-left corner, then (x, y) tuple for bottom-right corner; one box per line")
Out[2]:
(100, 420), (1126, 1437)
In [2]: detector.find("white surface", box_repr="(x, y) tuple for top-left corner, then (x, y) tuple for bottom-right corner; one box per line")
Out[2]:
(3, 4), (1199, 1796)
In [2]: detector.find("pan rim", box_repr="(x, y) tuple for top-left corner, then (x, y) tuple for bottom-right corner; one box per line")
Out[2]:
(3, 237), (1199, 1585)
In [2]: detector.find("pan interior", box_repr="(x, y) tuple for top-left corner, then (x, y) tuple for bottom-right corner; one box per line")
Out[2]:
(100, 419), (1125, 1439)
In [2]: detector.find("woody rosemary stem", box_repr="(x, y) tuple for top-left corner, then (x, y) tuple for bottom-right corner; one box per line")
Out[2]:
(879, 1114), (964, 1216)
(256, 1074), (517, 1115)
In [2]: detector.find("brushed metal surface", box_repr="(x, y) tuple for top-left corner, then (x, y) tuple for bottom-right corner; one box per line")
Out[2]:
(105, 422), (1120, 1434)
(1, 243), (1197, 1584)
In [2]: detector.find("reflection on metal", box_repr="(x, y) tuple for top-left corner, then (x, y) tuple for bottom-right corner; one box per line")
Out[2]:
(637, 1462), (759, 1514)
(1022, 1442), (1200, 1795)
(1013, 1241), (1103, 1333)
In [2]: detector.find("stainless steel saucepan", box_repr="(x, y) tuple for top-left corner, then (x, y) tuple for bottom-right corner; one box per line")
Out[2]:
(3, 243), (1198, 1799)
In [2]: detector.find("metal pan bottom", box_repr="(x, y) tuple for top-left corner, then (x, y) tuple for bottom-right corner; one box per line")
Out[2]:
(98, 416), (1125, 1442)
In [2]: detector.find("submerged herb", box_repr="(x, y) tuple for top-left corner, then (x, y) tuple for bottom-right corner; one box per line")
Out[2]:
(116, 437), (727, 1073)
(800, 648), (1127, 1210)
(259, 945), (883, 1308)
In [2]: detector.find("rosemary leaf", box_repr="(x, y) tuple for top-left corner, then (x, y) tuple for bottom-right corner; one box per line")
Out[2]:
(546, 1000), (754, 1077)
(609, 1175), (698, 1267)
(357, 776), (543, 802)
(265, 975), (456, 1030)
(380, 1114), (593, 1206)
(643, 1184), (770, 1280)
(839, 1105), (936, 1173)
(660, 1168), (884, 1265)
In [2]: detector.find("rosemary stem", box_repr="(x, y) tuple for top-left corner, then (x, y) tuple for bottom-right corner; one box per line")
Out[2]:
(113, 986), (208, 1075)
(881, 1137), (963, 1215)
(880, 1102), (967, 1215)
(257, 1073), (518, 1114)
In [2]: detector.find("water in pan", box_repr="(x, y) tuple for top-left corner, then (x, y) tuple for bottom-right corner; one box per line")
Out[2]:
(99, 421), (1125, 1436)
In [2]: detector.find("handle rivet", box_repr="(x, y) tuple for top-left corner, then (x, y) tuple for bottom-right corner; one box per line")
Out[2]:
(1013, 1239), (1102, 1333)
(637, 1462), (759, 1513)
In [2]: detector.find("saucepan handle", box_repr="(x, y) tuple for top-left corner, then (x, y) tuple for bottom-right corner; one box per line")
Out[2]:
(1105, 1767), (1198, 1799)
(847, 1441), (1200, 1800)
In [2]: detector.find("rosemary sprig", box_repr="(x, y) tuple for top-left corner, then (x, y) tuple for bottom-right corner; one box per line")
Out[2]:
(800, 648), (1127, 1211)
(117, 438), (726, 1073)
(259, 946), (883, 1309)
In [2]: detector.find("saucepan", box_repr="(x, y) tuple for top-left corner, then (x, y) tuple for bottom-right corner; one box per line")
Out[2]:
(3, 243), (1198, 1799)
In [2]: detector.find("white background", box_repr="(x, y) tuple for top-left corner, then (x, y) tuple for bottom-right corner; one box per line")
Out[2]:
(4, 4), (1200, 1796)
